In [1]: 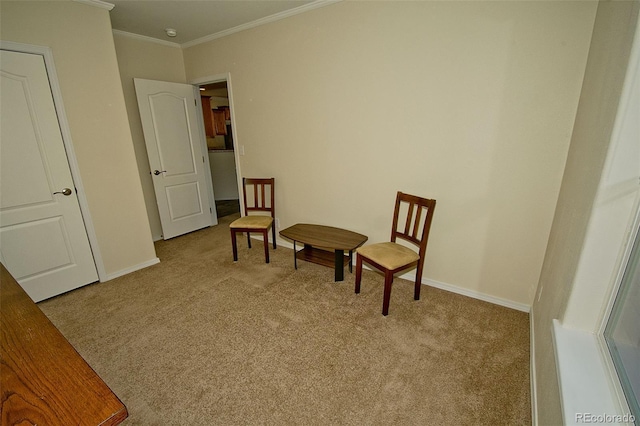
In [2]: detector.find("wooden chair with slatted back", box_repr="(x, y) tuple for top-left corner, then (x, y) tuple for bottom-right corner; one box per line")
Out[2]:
(230, 178), (276, 263)
(355, 191), (436, 315)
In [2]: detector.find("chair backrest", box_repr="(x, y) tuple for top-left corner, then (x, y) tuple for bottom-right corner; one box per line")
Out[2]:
(391, 191), (436, 258)
(242, 178), (275, 219)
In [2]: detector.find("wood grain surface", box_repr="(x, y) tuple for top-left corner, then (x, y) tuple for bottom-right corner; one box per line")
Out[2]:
(279, 223), (367, 250)
(0, 264), (127, 426)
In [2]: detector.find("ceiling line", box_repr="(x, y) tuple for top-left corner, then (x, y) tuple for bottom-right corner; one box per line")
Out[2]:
(73, 0), (115, 11)
(112, 29), (181, 48)
(181, 0), (341, 49)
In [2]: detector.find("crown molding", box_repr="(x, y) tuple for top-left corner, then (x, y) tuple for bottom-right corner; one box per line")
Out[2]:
(73, 0), (114, 11)
(112, 30), (181, 48)
(181, 0), (341, 49)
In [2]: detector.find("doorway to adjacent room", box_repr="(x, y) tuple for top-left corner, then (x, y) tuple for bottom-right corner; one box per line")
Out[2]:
(198, 80), (241, 219)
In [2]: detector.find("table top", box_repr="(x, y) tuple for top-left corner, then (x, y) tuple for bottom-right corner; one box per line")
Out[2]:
(0, 264), (128, 426)
(280, 223), (368, 251)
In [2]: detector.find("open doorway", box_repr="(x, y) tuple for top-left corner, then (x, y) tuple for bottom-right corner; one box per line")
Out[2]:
(199, 81), (240, 218)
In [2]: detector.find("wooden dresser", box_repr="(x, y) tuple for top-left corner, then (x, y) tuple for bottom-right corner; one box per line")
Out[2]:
(0, 264), (127, 425)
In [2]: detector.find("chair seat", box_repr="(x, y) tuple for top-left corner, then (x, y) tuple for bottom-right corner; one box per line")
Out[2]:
(230, 215), (273, 230)
(357, 242), (419, 270)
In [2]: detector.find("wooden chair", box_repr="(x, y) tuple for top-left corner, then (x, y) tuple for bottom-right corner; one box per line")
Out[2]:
(230, 178), (276, 263)
(355, 192), (436, 315)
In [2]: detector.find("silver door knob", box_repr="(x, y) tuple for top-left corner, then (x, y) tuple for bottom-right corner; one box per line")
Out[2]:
(153, 170), (167, 175)
(53, 188), (72, 196)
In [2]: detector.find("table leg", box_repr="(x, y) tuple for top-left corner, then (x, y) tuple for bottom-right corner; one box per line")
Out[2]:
(293, 241), (297, 269)
(334, 249), (344, 281)
(349, 250), (353, 273)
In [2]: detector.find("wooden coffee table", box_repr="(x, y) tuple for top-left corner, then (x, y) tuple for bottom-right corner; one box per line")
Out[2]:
(279, 223), (368, 281)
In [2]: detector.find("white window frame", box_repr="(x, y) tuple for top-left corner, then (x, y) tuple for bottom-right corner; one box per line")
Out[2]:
(553, 9), (640, 425)
(599, 209), (640, 421)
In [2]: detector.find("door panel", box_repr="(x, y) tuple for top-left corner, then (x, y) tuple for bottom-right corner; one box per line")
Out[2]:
(134, 78), (215, 240)
(0, 50), (98, 302)
(150, 93), (196, 175)
(0, 75), (53, 206)
(1, 217), (73, 277)
(166, 182), (204, 220)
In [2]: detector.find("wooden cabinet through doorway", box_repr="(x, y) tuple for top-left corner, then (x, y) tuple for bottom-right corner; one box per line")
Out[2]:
(201, 96), (228, 137)
(212, 110), (227, 136)
(201, 96), (214, 137)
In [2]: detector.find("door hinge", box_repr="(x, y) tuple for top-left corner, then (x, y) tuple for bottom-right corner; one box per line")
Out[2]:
(203, 156), (205, 163)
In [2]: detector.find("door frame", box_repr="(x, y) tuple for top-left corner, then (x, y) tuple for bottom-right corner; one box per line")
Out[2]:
(0, 40), (105, 281)
(190, 72), (244, 214)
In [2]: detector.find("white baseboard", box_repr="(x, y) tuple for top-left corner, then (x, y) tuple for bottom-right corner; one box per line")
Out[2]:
(422, 277), (531, 313)
(271, 236), (531, 313)
(102, 257), (160, 281)
(530, 309), (538, 426)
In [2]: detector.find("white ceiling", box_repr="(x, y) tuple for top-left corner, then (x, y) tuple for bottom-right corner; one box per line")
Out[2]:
(108, 0), (328, 46)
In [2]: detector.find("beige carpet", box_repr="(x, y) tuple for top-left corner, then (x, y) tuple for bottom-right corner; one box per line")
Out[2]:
(39, 213), (531, 425)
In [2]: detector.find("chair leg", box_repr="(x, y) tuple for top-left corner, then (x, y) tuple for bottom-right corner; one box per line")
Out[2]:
(271, 225), (277, 249)
(247, 232), (251, 249)
(382, 270), (394, 316)
(231, 230), (238, 261)
(414, 263), (423, 300)
(263, 230), (270, 263)
(355, 255), (363, 294)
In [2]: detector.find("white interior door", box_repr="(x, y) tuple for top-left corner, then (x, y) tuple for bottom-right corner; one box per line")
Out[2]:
(134, 78), (215, 240)
(0, 50), (98, 302)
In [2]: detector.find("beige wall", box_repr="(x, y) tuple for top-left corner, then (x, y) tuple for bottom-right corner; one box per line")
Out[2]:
(183, 1), (597, 307)
(532, 2), (640, 424)
(0, 1), (157, 276)
(113, 33), (187, 240)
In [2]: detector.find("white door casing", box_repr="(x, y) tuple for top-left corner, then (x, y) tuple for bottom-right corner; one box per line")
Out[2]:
(134, 79), (215, 240)
(0, 49), (98, 302)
